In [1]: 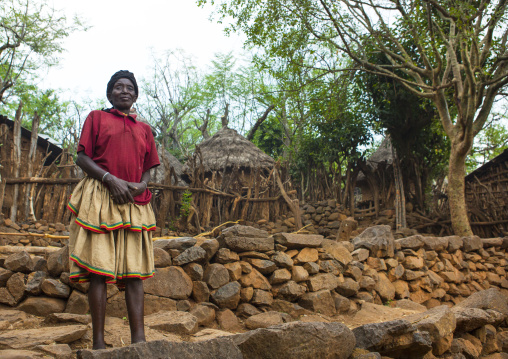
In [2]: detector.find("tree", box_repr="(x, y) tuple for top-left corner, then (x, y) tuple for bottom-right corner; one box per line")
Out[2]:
(0, 0), (84, 102)
(199, 0), (508, 236)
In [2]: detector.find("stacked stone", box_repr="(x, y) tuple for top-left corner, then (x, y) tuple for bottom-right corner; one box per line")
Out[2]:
(0, 218), (69, 247)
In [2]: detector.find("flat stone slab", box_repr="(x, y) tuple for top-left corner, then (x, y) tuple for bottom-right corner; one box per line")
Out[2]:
(145, 311), (198, 335)
(0, 324), (87, 349)
(273, 233), (323, 249)
(77, 338), (243, 359)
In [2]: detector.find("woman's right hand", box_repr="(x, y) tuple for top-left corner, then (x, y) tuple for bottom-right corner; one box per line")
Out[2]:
(104, 174), (135, 204)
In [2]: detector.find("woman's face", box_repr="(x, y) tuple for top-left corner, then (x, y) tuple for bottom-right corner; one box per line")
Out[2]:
(107, 78), (137, 113)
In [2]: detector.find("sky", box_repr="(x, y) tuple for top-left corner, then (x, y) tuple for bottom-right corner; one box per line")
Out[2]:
(42, 0), (246, 101)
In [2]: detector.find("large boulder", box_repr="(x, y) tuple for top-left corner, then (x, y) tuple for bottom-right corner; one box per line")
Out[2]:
(4, 251), (34, 273)
(352, 226), (394, 258)
(47, 246), (69, 277)
(353, 319), (432, 358)
(77, 338), (243, 359)
(231, 321), (355, 359)
(404, 305), (456, 355)
(220, 225), (273, 252)
(211, 282), (241, 309)
(455, 288), (508, 316)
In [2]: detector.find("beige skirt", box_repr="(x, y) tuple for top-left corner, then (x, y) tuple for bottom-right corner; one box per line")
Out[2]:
(68, 177), (155, 285)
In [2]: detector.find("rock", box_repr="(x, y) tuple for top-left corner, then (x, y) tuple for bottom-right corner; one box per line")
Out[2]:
(336, 277), (360, 297)
(276, 280), (305, 301)
(295, 247), (319, 263)
(222, 226), (274, 252)
(336, 217), (358, 242)
(17, 296), (66, 316)
(4, 251), (34, 273)
(190, 304), (216, 326)
(145, 310), (198, 334)
(0, 349), (46, 358)
(450, 337), (481, 358)
(191, 281), (210, 303)
(76, 338), (243, 359)
(0, 268), (14, 286)
(421, 237), (448, 251)
(405, 305), (456, 355)
(352, 248), (370, 262)
(217, 309), (243, 332)
(6, 272), (26, 303)
(36, 344), (73, 358)
(0, 324), (87, 349)
(153, 237), (196, 251)
(299, 290), (336, 317)
(251, 289), (273, 306)
(360, 276), (376, 291)
(215, 248), (240, 263)
(41, 278), (70, 299)
(65, 290), (89, 314)
(224, 262), (243, 281)
(353, 319), (432, 358)
(184, 263), (204, 281)
(232, 321), (355, 359)
(245, 258), (277, 274)
(303, 261), (320, 274)
(308, 273), (339, 292)
(395, 235), (424, 250)
(455, 288), (508, 316)
(211, 281), (241, 309)
(270, 268), (292, 284)
(375, 273), (396, 302)
(144, 294), (177, 315)
(47, 246), (69, 277)
(273, 233), (324, 249)
(236, 303), (262, 318)
(245, 311), (286, 329)
(404, 256), (424, 270)
(173, 246), (207, 266)
(393, 280), (410, 299)
(451, 307), (495, 332)
(291, 266), (309, 282)
(46, 312), (91, 324)
(240, 287), (254, 302)
(239, 268), (272, 290)
(25, 271), (48, 296)
(177, 299), (191, 311)
(153, 247), (172, 267)
(271, 252), (294, 269)
(462, 236), (483, 252)
(144, 266), (193, 299)
(322, 240), (353, 266)
(394, 299), (427, 312)
(0, 288), (16, 306)
(447, 236), (463, 251)
(204, 263), (230, 289)
(200, 238), (220, 261)
(352, 225), (394, 258)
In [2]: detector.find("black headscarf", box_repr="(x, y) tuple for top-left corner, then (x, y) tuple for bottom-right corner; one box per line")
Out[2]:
(106, 70), (139, 98)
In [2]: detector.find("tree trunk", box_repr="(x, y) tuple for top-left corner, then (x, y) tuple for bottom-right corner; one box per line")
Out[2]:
(448, 145), (473, 236)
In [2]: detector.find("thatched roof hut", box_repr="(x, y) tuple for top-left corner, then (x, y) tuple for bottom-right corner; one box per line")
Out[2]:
(183, 127), (275, 176)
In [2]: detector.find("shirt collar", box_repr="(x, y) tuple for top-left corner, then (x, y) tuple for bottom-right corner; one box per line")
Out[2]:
(109, 108), (137, 122)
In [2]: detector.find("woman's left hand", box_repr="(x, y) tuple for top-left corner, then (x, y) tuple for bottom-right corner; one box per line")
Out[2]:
(128, 182), (147, 198)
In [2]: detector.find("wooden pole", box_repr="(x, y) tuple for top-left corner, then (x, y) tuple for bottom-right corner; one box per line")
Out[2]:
(10, 102), (23, 222)
(25, 112), (40, 221)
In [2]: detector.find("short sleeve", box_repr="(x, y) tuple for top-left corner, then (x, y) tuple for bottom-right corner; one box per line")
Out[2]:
(142, 125), (160, 173)
(77, 111), (98, 157)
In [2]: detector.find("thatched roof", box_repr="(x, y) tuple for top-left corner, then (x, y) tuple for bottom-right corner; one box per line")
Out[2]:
(184, 127), (275, 173)
(153, 144), (188, 186)
(367, 136), (394, 169)
(357, 136), (394, 182)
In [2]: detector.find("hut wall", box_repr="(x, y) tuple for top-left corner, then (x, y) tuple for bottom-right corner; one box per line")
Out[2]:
(465, 150), (508, 237)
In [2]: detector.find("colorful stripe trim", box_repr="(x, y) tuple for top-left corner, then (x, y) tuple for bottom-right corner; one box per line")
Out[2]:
(74, 217), (156, 233)
(69, 255), (154, 284)
(67, 202), (78, 216)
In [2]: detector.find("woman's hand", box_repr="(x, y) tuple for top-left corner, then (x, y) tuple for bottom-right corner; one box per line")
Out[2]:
(104, 175), (135, 204)
(127, 181), (147, 198)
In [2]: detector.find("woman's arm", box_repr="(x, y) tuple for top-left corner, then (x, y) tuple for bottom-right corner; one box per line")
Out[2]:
(76, 151), (134, 204)
(127, 170), (152, 198)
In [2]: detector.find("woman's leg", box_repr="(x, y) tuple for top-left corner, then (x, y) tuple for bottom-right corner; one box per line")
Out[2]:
(89, 274), (108, 349)
(125, 278), (146, 343)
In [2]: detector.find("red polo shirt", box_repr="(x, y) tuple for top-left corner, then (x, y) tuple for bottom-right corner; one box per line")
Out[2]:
(77, 109), (160, 205)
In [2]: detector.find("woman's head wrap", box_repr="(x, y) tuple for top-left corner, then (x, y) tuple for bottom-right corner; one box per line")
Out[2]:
(106, 70), (139, 97)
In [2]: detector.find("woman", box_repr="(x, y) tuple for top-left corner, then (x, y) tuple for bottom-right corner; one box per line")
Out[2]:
(67, 70), (159, 349)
